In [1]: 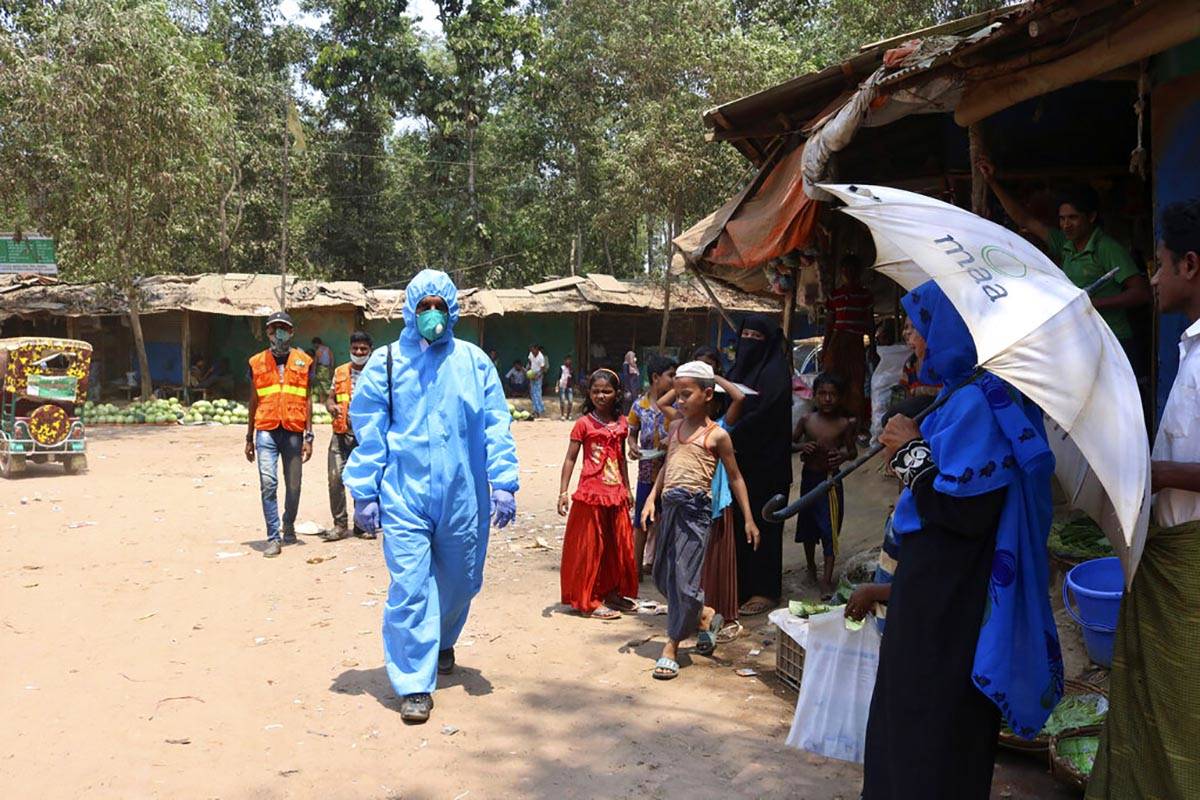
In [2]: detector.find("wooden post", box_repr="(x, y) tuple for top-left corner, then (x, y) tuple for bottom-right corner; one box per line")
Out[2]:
(181, 310), (191, 404)
(66, 317), (78, 339)
(969, 124), (987, 215)
(782, 269), (796, 342)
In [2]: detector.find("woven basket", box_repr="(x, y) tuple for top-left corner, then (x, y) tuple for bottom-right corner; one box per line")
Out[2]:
(1049, 725), (1103, 792)
(775, 628), (805, 693)
(998, 679), (1107, 756)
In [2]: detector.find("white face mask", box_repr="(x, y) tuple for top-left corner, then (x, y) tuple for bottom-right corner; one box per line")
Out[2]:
(350, 353), (369, 367)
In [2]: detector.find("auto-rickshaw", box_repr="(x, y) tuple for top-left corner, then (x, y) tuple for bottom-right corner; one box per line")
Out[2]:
(0, 337), (91, 477)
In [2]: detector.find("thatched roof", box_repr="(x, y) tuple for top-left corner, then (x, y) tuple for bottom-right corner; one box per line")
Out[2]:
(0, 270), (779, 321)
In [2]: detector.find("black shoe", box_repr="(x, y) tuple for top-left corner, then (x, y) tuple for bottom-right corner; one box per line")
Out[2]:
(321, 527), (350, 542)
(400, 692), (433, 724)
(263, 540), (282, 558)
(438, 648), (456, 675)
(282, 529), (298, 545)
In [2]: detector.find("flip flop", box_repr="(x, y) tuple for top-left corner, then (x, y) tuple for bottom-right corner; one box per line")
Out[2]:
(653, 657), (680, 680)
(606, 595), (638, 612)
(695, 613), (724, 656)
(589, 606), (621, 621)
(738, 598), (774, 617)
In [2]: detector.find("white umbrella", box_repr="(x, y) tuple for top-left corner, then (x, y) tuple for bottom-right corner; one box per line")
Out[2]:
(822, 183), (1150, 584)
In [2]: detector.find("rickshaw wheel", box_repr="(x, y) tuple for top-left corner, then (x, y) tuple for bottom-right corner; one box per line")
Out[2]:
(63, 454), (86, 475)
(0, 450), (26, 479)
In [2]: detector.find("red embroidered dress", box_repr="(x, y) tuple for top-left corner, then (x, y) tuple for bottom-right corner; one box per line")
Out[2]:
(560, 414), (638, 612)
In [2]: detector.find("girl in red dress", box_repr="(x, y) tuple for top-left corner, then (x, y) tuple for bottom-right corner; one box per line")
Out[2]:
(557, 369), (638, 619)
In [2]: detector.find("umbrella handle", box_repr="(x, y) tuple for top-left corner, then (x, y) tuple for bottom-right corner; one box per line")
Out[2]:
(761, 369), (984, 524)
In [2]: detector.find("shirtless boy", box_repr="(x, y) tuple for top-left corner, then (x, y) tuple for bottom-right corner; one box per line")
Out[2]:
(793, 373), (857, 596)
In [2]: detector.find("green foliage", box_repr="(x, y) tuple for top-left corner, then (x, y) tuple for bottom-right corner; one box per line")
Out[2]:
(0, 0), (231, 284)
(0, 0), (1007, 289)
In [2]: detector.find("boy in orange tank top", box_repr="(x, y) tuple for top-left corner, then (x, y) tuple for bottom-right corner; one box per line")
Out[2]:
(641, 361), (758, 681)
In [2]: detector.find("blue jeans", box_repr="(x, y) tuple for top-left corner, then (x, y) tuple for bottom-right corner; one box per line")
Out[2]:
(530, 376), (545, 415)
(256, 428), (303, 541)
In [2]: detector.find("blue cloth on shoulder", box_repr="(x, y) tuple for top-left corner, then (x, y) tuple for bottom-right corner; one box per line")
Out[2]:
(710, 417), (732, 518)
(892, 282), (1062, 739)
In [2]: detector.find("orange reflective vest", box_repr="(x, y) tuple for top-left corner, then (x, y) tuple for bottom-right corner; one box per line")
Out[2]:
(249, 348), (310, 433)
(331, 363), (354, 435)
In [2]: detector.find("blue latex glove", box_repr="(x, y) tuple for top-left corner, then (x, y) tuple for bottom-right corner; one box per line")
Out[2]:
(354, 497), (380, 532)
(490, 489), (516, 529)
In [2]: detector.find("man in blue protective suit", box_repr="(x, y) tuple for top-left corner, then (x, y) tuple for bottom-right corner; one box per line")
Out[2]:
(343, 269), (519, 724)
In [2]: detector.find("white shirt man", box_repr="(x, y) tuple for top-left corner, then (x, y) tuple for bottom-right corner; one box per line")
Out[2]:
(1152, 318), (1200, 527)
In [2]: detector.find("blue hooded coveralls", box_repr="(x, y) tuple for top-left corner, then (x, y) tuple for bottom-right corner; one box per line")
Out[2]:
(343, 270), (519, 697)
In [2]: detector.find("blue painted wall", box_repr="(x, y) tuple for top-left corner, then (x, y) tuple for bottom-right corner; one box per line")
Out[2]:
(1152, 42), (1200, 422)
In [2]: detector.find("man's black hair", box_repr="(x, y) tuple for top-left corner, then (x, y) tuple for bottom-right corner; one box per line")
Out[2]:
(1057, 185), (1100, 217)
(812, 372), (845, 394)
(647, 354), (678, 381)
(1162, 199), (1200, 261)
(349, 330), (373, 347)
(312, 337), (324, 345)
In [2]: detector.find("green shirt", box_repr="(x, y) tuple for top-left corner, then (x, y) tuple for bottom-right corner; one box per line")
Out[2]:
(1047, 227), (1140, 341)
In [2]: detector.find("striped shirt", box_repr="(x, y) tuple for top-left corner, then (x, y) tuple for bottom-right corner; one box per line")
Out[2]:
(827, 286), (874, 335)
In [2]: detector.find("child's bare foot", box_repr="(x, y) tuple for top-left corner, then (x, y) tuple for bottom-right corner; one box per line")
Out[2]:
(818, 578), (834, 598)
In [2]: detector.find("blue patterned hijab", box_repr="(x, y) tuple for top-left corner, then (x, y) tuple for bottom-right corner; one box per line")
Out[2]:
(894, 281), (1063, 738)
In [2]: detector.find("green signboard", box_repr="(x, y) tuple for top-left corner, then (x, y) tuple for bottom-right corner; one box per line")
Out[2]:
(0, 235), (57, 275)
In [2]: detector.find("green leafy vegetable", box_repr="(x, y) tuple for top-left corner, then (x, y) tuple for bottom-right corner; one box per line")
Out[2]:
(1042, 694), (1107, 737)
(1048, 516), (1115, 559)
(1057, 734), (1100, 776)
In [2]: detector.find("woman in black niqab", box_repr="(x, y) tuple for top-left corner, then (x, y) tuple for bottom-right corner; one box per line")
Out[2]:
(726, 314), (793, 615)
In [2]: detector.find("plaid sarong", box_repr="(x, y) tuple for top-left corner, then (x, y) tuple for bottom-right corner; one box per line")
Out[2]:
(1087, 520), (1200, 800)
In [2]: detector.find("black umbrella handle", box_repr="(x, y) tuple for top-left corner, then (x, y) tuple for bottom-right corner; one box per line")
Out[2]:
(761, 370), (981, 524)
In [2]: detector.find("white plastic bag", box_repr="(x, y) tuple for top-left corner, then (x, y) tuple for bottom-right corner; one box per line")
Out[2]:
(870, 344), (910, 443)
(785, 608), (882, 764)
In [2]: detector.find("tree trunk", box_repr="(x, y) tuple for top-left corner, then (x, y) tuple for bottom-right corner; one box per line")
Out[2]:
(127, 287), (153, 401)
(645, 214), (653, 275)
(658, 215), (678, 349)
(568, 233), (577, 277)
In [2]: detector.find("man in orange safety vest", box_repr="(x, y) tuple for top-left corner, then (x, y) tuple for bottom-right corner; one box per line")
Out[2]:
(321, 330), (374, 542)
(244, 311), (314, 558)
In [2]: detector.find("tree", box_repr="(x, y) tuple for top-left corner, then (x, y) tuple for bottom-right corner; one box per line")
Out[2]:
(0, 0), (232, 399)
(305, 0), (424, 282)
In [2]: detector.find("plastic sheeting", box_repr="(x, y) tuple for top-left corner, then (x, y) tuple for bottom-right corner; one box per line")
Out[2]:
(673, 142), (819, 293)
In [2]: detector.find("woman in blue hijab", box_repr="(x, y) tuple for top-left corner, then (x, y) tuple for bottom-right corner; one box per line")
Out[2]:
(863, 282), (1062, 798)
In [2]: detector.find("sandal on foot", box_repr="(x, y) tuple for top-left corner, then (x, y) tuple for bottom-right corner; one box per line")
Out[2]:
(652, 657), (680, 680)
(589, 606), (621, 621)
(695, 613), (724, 656)
(605, 595), (637, 613)
(738, 598), (774, 617)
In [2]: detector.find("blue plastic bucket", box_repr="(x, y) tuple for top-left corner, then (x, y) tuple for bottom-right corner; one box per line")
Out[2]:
(1063, 557), (1124, 668)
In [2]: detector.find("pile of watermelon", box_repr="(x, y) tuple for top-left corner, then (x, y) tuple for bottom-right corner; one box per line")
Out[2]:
(82, 398), (185, 425)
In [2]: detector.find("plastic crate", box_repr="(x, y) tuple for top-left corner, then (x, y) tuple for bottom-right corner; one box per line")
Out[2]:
(776, 628), (806, 693)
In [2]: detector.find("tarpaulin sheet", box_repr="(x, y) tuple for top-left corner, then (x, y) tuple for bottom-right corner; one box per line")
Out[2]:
(673, 142), (818, 293)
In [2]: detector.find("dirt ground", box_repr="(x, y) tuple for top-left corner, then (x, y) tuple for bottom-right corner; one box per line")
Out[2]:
(2, 420), (1082, 799)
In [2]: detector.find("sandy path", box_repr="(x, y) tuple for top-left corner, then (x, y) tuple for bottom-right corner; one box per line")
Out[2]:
(1, 421), (1075, 799)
